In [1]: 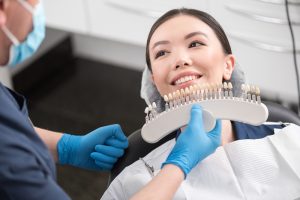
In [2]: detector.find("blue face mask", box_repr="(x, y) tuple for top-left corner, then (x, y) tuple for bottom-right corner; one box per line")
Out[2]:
(1, 0), (45, 67)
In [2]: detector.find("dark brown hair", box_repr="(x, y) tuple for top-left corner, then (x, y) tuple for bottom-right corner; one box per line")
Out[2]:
(146, 8), (232, 71)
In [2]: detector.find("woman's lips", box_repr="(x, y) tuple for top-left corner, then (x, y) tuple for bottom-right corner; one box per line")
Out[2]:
(172, 74), (202, 84)
(171, 74), (202, 89)
(173, 78), (201, 90)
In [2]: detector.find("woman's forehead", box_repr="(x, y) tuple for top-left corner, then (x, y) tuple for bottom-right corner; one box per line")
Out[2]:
(149, 15), (214, 45)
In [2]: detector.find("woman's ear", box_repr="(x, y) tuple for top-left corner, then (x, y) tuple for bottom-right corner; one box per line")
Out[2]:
(223, 54), (235, 80)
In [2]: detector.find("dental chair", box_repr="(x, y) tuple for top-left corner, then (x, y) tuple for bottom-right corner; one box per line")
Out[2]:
(108, 101), (300, 186)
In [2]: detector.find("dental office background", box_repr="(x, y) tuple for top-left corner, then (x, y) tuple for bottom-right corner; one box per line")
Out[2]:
(1, 0), (300, 112)
(0, 1), (299, 199)
(1, 0), (299, 111)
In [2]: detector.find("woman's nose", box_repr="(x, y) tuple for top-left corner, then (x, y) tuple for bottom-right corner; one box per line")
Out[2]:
(174, 52), (192, 69)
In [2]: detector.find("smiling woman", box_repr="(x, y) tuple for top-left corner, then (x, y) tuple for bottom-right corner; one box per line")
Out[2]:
(101, 8), (288, 200)
(146, 10), (234, 97)
(146, 9), (237, 147)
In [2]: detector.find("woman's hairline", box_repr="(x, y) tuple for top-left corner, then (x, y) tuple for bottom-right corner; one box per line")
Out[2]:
(146, 9), (232, 72)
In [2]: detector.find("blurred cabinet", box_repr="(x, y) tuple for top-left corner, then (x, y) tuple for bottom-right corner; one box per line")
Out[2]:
(44, 0), (207, 45)
(86, 0), (207, 46)
(208, 0), (300, 103)
(86, 0), (158, 46)
(44, 0), (88, 34)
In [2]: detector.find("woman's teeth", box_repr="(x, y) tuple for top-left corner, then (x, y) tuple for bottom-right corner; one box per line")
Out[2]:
(175, 75), (198, 85)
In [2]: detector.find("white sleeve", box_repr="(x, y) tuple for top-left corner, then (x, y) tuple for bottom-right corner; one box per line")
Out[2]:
(101, 159), (158, 200)
(101, 170), (128, 200)
(100, 139), (175, 200)
(101, 162), (155, 200)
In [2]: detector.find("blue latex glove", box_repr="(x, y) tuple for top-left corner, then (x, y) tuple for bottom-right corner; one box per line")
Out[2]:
(162, 104), (222, 177)
(57, 124), (128, 171)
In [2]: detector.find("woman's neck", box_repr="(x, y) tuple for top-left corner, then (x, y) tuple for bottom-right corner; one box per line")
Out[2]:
(221, 120), (235, 145)
(179, 120), (235, 145)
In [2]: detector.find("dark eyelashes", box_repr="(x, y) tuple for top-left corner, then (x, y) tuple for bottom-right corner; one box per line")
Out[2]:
(189, 41), (205, 48)
(154, 41), (205, 59)
(155, 50), (168, 59)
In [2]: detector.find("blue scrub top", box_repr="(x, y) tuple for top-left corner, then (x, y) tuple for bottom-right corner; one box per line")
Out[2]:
(0, 82), (70, 200)
(233, 121), (285, 140)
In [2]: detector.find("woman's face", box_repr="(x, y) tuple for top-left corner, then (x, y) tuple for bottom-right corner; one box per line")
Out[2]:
(149, 15), (235, 96)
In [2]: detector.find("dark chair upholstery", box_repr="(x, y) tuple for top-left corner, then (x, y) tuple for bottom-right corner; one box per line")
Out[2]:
(264, 101), (300, 125)
(107, 129), (177, 187)
(108, 101), (300, 186)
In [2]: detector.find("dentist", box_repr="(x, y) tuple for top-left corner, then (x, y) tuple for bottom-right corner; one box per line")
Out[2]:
(0, 0), (128, 199)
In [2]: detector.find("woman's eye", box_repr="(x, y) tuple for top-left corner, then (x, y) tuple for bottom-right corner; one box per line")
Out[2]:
(189, 41), (203, 48)
(155, 50), (167, 59)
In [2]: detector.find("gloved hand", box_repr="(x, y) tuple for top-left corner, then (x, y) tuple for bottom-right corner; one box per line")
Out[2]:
(162, 104), (222, 177)
(57, 124), (128, 171)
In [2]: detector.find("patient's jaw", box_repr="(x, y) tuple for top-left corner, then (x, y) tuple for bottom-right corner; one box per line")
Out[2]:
(149, 15), (234, 97)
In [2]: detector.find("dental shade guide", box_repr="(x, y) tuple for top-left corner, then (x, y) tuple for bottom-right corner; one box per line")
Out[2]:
(141, 82), (269, 143)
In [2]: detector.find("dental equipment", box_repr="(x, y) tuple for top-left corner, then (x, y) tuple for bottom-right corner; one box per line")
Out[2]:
(141, 82), (268, 143)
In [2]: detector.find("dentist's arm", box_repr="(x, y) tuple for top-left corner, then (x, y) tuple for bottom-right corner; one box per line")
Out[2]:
(34, 127), (62, 162)
(130, 105), (222, 200)
(35, 124), (128, 171)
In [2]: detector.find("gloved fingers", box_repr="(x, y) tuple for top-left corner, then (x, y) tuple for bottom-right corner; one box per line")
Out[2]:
(105, 138), (129, 149)
(94, 161), (113, 170)
(95, 144), (125, 158)
(208, 119), (222, 136)
(207, 119), (222, 145)
(186, 104), (204, 132)
(90, 152), (118, 164)
(111, 125), (128, 141)
(92, 124), (127, 141)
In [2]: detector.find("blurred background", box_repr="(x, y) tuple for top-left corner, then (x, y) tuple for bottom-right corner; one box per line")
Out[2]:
(0, 0), (299, 199)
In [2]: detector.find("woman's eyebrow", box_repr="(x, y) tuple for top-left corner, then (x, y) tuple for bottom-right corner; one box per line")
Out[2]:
(152, 40), (170, 50)
(151, 31), (207, 49)
(184, 31), (208, 40)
